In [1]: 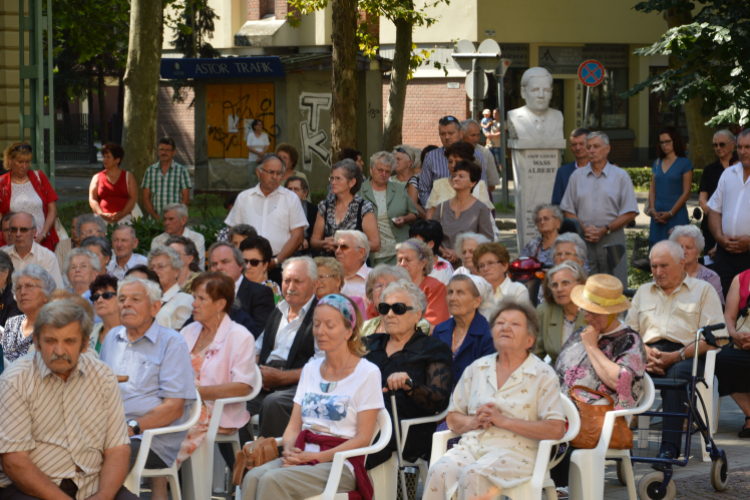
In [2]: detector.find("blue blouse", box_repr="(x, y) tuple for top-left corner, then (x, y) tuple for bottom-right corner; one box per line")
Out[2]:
(432, 313), (496, 383)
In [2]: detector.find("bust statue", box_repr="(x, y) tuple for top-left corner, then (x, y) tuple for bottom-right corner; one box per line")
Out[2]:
(507, 67), (566, 149)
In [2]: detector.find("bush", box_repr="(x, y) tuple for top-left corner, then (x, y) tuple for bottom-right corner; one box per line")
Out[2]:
(623, 167), (703, 194)
(57, 201), (92, 236)
(191, 218), (225, 250)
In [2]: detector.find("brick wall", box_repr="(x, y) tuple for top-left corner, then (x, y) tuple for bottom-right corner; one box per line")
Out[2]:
(382, 77), (470, 148)
(157, 84), (195, 166)
(275, 0), (288, 19)
(609, 138), (634, 164)
(248, 0), (260, 20)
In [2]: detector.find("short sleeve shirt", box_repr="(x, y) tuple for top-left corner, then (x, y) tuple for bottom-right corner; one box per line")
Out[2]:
(707, 163), (750, 238)
(317, 196), (374, 238)
(141, 161), (192, 217)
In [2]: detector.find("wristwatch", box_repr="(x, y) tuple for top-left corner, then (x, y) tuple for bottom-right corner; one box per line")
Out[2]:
(679, 350), (686, 362)
(127, 419), (141, 435)
(605, 225), (611, 235)
(273, 257), (280, 267)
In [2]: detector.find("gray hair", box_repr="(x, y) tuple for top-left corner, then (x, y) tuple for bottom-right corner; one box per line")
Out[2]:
(454, 232), (492, 259)
(395, 145), (421, 171)
(283, 256), (319, 282)
(543, 260), (589, 304)
(714, 129), (735, 144)
(112, 225), (137, 239)
(738, 129), (750, 142)
(162, 203), (188, 219)
(381, 279), (428, 315)
(11, 212), (36, 230)
(80, 236), (113, 264)
(532, 203), (563, 224)
(148, 245), (183, 271)
(63, 247), (101, 275)
(489, 298), (541, 344)
(34, 300), (93, 342)
(76, 214), (106, 238)
(520, 67), (553, 89)
(314, 256), (345, 282)
(208, 241), (246, 273)
(117, 276), (162, 304)
(370, 151), (398, 174)
(334, 230), (370, 261)
(396, 238), (434, 276)
(669, 224), (706, 254)
(331, 158), (363, 195)
(365, 264), (411, 302)
(552, 233), (588, 263)
(12, 264), (57, 298)
(228, 224), (258, 240)
(586, 131), (610, 147)
(650, 239), (685, 263)
(460, 119), (481, 133)
(259, 153), (287, 175)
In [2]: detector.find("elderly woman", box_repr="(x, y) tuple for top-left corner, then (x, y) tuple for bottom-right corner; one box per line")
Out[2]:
(89, 142), (138, 224)
(81, 236), (113, 276)
(393, 146), (426, 219)
(364, 280), (454, 470)
(551, 232), (590, 272)
(397, 238), (450, 328)
(148, 245), (194, 330)
(240, 235), (283, 304)
(64, 247), (101, 298)
(313, 256), (367, 318)
(360, 152), (419, 266)
(423, 299), (566, 500)
(276, 142), (308, 184)
(361, 264), (430, 336)
(474, 242), (530, 303)
(535, 261), (588, 364)
(166, 235), (202, 293)
(311, 159), (381, 257)
(669, 224), (724, 305)
(0, 252), (20, 328)
(241, 294), (383, 500)
(520, 204), (563, 267)
(88, 274), (121, 354)
(454, 232), (491, 275)
(76, 213), (107, 240)
(2, 264), (56, 364)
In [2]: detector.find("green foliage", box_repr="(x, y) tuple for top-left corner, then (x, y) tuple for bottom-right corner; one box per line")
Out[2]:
(167, 0), (222, 59)
(624, 0), (750, 126)
(120, 217), (164, 256)
(623, 168), (703, 194)
(191, 218), (225, 250)
(192, 193), (224, 220)
(626, 230), (653, 289)
(57, 201), (92, 236)
(311, 190), (328, 206)
(493, 201), (515, 215)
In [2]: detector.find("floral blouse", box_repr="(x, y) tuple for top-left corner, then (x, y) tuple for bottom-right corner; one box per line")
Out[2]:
(2, 314), (31, 363)
(316, 195), (374, 256)
(555, 325), (646, 410)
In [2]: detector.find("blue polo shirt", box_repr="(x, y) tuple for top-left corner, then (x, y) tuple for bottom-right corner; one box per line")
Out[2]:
(100, 321), (195, 466)
(551, 161), (585, 206)
(432, 313), (496, 383)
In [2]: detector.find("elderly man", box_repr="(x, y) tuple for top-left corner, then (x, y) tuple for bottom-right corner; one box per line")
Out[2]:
(560, 132), (639, 285)
(0, 300), (138, 500)
(208, 242), (274, 337)
(4, 212), (64, 288)
(626, 240), (726, 461)
(241, 257), (319, 444)
(81, 237), (113, 277)
(418, 116), (486, 206)
(224, 154), (308, 283)
(461, 119), (501, 192)
(551, 128), (590, 205)
(698, 130), (736, 266)
(76, 214), (107, 241)
(151, 203), (205, 270)
(708, 129), (750, 297)
(148, 246), (193, 330)
(108, 225), (147, 279)
(142, 137), (191, 221)
(334, 230), (370, 303)
(100, 277), (195, 500)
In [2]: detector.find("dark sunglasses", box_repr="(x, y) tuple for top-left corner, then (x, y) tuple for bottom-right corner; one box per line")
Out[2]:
(13, 144), (31, 152)
(438, 115), (459, 126)
(245, 258), (266, 267)
(91, 291), (116, 302)
(712, 142), (728, 148)
(378, 302), (414, 316)
(9, 226), (32, 234)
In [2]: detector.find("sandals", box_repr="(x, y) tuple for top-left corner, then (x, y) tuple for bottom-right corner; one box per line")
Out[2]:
(556, 486), (569, 499)
(738, 416), (750, 438)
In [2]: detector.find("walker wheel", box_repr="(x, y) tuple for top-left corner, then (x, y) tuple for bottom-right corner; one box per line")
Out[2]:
(616, 461), (627, 486)
(637, 471), (676, 500)
(711, 456), (729, 491)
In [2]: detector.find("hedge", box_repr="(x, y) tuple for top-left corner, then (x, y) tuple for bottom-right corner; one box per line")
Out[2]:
(623, 167), (703, 194)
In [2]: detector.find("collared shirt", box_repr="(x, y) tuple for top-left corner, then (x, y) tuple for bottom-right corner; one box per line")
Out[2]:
(258, 295), (318, 362)
(141, 160), (192, 217)
(225, 185), (309, 255)
(155, 284), (194, 331)
(494, 276), (530, 303)
(418, 146), (487, 206)
(107, 253), (148, 280)
(152, 227), (206, 270)
(5, 242), (65, 288)
(707, 162), (750, 238)
(625, 275), (727, 346)
(551, 161), (590, 206)
(234, 275), (244, 297)
(560, 162), (640, 227)
(0, 353), (130, 500)
(341, 263), (370, 302)
(100, 321), (196, 466)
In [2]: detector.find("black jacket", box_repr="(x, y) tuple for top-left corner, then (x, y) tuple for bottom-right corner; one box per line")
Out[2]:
(259, 297), (318, 370)
(236, 277), (275, 337)
(0, 284), (20, 329)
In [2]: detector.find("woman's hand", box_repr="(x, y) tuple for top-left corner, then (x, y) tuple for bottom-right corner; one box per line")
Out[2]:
(33, 231), (46, 243)
(281, 447), (319, 467)
(101, 212), (118, 223)
(382, 372), (412, 393)
(323, 236), (336, 252)
(441, 248), (459, 263)
(654, 212), (671, 224)
(392, 216), (405, 228)
(476, 402), (506, 429)
(579, 325), (601, 350)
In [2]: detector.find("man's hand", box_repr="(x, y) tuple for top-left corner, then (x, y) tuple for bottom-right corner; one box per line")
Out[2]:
(584, 225), (605, 243)
(726, 235), (750, 253)
(259, 365), (287, 389)
(708, 246), (717, 259)
(645, 346), (665, 375)
(127, 426), (134, 437)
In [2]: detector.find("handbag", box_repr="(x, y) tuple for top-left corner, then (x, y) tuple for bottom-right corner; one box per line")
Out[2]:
(232, 437), (279, 486)
(569, 385), (633, 450)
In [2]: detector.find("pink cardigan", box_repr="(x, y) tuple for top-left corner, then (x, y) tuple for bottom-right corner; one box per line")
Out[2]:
(180, 315), (257, 429)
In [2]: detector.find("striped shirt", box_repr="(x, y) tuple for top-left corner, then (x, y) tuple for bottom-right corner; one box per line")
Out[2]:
(0, 352), (130, 500)
(418, 146), (486, 206)
(141, 161), (192, 217)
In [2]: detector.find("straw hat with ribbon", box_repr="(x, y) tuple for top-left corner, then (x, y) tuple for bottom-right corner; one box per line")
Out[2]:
(570, 274), (630, 315)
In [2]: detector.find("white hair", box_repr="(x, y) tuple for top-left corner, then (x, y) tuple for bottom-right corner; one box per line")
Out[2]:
(334, 230), (370, 260)
(112, 225), (137, 238)
(12, 264), (56, 298)
(586, 131), (610, 147)
(117, 276), (162, 304)
(381, 279), (428, 315)
(454, 232), (492, 258)
(370, 151), (398, 174)
(669, 224), (705, 254)
(162, 203), (188, 219)
(532, 203), (563, 223)
(552, 233), (588, 262)
(148, 245), (183, 271)
(76, 214), (106, 237)
(64, 247), (101, 275)
(283, 256), (319, 282)
(714, 129), (735, 144)
(460, 119), (480, 133)
(650, 240), (685, 263)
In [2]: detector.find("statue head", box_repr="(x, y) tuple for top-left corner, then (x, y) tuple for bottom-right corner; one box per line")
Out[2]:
(520, 67), (554, 114)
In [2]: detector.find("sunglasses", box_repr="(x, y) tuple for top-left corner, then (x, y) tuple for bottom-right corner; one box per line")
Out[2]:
(334, 243), (352, 252)
(9, 226), (32, 234)
(378, 302), (414, 316)
(13, 144), (31, 152)
(712, 142), (728, 148)
(91, 291), (116, 302)
(439, 116), (459, 126)
(245, 258), (266, 267)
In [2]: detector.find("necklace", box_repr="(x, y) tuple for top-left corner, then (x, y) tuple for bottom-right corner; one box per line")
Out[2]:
(320, 352), (351, 393)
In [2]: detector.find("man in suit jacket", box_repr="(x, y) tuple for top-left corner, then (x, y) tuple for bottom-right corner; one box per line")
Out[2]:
(551, 128), (591, 205)
(240, 257), (319, 443)
(207, 242), (274, 337)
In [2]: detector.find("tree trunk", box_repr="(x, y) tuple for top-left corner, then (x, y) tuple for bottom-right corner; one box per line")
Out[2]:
(87, 84), (96, 163)
(122, 0), (164, 185)
(117, 73), (125, 118)
(381, 15), (412, 151)
(97, 64), (108, 144)
(665, 9), (715, 168)
(330, 0), (358, 163)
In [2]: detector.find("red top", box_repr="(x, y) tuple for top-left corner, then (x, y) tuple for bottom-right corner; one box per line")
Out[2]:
(739, 269), (750, 310)
(419, 276), (450, 327)
(97, 169), (130, 214)
(0, 170), (59, 251)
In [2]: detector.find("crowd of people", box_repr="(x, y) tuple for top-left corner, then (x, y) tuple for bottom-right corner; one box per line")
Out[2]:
(0, 115), (748, 500)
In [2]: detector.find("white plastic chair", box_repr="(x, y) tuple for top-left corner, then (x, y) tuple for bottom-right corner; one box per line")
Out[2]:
(182, 365), (263, 500)
(568, 374), (655, 500)
(236, 408), (393, 500)
(429, 395), (581, 500)
(124, 391), (203, 499)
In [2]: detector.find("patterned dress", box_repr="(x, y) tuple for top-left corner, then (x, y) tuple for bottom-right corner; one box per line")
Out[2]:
(2, 315), (31, 363)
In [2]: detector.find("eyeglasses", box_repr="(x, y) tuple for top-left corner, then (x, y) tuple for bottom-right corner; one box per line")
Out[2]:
(478, 260), (501, 271)
(259, 168), (283, 177)
(334, 243), (352, 252)
(245, 258), (266, 267)
(378, 302), (414, 316)
(713, 142), (728, 148)
(150, 263), (172, 271)
(9, 226), (33, 234)
(659, 140), (673, 145)
(69, 264), (92, 272)
(15, 283), (42, 293)
(12, 144), (31, 152)
(438, 116), (459, 126)
(535, 216), (555, 223)
(549, 279), (575, 290)
(555, 251), (577, 259)
(318, 274), (337, 280)
(329, 176), (348, 183)
(91, 291), (116, 302)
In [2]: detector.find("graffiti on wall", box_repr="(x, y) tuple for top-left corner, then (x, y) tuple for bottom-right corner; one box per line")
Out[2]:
(299, 92), (332, 172)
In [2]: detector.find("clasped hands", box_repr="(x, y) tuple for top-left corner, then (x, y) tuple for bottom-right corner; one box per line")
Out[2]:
(651, 211), (672, 225)
(645, 345), (679, 376)
(260, 365), (287, 391)
(473, 402), (506, 430)
(721, 235), (750, 254)
(281, 447), (320, 468)
(583, 225), (606, 243)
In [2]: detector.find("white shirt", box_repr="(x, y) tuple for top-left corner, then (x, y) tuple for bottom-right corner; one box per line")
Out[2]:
(494, 276), (530, 303)
(225, 185), (309, 255)
(234, 275), (244, 297)
(707, 162), (750, 238)
(246, 131), (270, 162)
(341, 263), (370, 303)
(107, 253), (148, 280)
(152, 227), (206, 270)
(429, 256), (454, 286)
(4, 242), (64, 288)
(155, 284), (194, 331)
(258, 296), (317, 362)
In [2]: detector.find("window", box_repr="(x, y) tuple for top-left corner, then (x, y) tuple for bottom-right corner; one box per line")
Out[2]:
(584, 69), (629, 130)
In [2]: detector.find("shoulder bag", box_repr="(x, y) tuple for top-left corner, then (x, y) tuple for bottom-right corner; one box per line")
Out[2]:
(232, 437), (279, 486)
(569, 385), (633, 450)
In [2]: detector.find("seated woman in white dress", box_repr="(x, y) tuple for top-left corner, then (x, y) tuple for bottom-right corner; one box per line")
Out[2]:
(423, 298), (565, 500)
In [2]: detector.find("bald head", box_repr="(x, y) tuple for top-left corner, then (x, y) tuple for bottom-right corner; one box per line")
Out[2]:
(10, 212), (36, 253)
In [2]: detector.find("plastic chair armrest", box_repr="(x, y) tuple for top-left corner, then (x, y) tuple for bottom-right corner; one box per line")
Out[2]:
(400, 408), (449, 453)
(430, 430), (460, 465)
